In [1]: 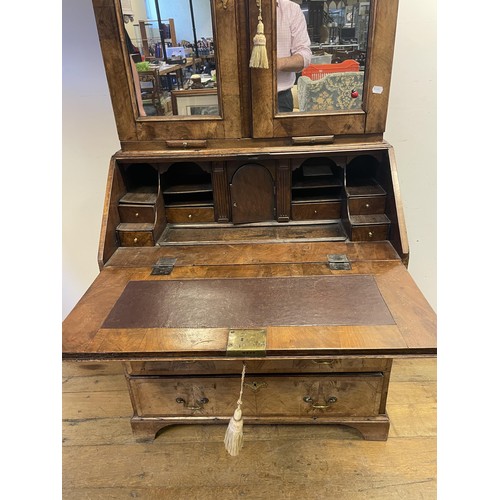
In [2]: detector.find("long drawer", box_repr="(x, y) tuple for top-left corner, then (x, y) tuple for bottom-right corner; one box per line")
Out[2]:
(124, 358), (391, 376)
(128, 373), (385, 418)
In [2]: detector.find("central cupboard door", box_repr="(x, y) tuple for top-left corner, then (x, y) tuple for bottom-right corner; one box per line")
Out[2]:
(230, 164), (275, 223)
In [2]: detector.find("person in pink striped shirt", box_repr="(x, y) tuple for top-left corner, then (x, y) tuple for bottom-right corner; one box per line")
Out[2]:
(276, 0), (312, 112)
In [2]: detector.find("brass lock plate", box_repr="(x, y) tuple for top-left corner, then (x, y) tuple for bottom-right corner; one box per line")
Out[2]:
(327, 254), (351, 271)
(226, 329), (267, 357)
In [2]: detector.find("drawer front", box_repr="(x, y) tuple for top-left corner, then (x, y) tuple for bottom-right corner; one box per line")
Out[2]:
(165, 206), (215, 223)
(124, 358), (390, 376)
(291, 201), (341, 220)
(348, 197), (386, 215)
(118, 231), (155, 247)
(351, 225), (389, 241)
(118, 204), (155, 223)
(128, 374), (384, 418)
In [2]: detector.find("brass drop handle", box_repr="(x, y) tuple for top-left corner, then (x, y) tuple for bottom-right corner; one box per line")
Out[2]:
(311, 359), (334, 365)
(221, 0), (229, 8)
(303, 396), (337, 409)
(176, 397), (209, 410)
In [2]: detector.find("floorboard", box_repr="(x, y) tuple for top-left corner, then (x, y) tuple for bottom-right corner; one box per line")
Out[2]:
(62, 358), (436, 499)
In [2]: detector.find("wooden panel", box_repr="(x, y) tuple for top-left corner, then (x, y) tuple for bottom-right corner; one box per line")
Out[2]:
(84, 324), (407, 358)
(159, 223), (345, 245)
(98, 157), (126, 269)
(63, 247), (436, 358)
(211, 162), (231, 222)
(374, 265), (436, 350)
(230, 164), (275, 223)
(92, 0), (137, 141)
(214, 0), (243, 138)
(128, 374), (385, 418)
(105, 241), (401, 267)
(363, 0), (399, 133)
(276, 160), (291, 221)
(385, 146), (409, 262)
(249, 0), (274, 138)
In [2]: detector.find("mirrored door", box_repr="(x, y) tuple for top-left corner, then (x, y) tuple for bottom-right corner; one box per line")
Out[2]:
(249, 0), (399, 139)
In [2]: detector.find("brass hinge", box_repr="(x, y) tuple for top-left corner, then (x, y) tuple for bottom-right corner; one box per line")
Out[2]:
(151, 257), (177, 275)
(226, 329), (267, 357)
(327, 254), (351, 270)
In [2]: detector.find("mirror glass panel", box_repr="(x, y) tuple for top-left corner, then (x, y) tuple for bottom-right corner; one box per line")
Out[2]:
(121, 0), (219, 117)
(276, 0), (371, 114)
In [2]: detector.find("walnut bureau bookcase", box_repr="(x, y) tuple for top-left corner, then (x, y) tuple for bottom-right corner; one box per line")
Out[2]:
(63, 0), (436, 443)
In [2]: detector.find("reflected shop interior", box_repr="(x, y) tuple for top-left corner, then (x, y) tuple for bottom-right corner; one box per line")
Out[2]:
(122, 0), (370, 117)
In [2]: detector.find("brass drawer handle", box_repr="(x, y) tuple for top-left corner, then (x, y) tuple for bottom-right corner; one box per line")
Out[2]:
(303, 396), (337, 409)
(311, 359), (334, 365)
(176, 397), (209, 410)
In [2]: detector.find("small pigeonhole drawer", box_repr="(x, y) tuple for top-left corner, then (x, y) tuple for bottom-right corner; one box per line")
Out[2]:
(165, 206), (215, 223)
(291, 201), (341, 220)
(118, 204), (156, 223)
(117, 224), (155, 246)
(349, 214), (390, 241)
(348, 196), (386, 215)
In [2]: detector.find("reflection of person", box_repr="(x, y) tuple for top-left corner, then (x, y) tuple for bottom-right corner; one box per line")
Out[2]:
(277, 0), (312, 112)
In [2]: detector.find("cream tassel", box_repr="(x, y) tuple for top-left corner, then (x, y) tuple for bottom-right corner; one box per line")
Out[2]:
(224, 362), (246, 456)
(249, 1), (269, 69)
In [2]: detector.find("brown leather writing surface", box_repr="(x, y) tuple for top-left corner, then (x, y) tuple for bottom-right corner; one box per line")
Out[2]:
(102, 275), (395, 330)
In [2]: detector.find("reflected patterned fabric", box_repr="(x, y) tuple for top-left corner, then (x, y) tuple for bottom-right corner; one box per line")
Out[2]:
(297, 72), (364, 112)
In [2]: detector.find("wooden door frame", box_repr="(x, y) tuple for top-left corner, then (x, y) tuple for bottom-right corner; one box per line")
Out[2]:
(249, 0), (399, 138)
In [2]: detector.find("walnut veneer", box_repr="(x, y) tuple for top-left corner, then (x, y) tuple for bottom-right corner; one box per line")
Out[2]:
(63, 0), (436, 444)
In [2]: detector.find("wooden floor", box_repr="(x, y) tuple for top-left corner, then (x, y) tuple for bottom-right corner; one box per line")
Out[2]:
(62, 358), (436, 499)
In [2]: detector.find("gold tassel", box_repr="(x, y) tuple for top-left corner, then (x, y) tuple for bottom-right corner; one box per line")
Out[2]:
(224, 363), (246, 456)
(249, 1), (269, 69)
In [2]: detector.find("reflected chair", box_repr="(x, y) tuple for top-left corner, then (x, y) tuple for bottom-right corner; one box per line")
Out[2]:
(138, 70), (164, 116)
(297, 72), (364, 112)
